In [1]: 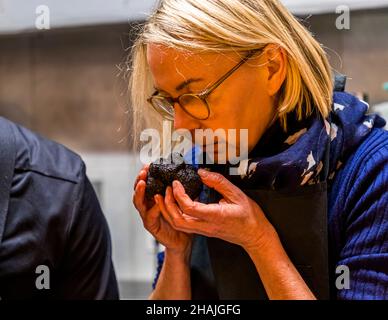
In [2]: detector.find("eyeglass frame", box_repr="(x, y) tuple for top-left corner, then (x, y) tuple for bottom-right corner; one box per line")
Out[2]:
(147, 48), (263, 121)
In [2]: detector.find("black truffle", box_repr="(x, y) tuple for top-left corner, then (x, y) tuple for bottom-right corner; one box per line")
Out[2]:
(149, 152), (185, 185)
(145, 176), (165, 201)
(175, 167), (203, 200)
(145, 153), (203, 201)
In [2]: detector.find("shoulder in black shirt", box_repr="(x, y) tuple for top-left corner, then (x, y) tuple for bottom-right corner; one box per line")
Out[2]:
(0, 117), (119, 300)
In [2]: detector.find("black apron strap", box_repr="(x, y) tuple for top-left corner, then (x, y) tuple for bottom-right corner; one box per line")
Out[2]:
(0, 117), (16, 244)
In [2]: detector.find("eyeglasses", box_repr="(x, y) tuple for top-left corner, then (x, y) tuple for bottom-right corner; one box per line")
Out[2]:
(147, 49), (261, 121)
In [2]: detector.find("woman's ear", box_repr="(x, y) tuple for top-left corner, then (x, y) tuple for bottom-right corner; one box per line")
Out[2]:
(264, 44), (288, 96)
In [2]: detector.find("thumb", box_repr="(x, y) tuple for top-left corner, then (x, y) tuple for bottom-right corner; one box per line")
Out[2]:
(198, 169), (243, 202)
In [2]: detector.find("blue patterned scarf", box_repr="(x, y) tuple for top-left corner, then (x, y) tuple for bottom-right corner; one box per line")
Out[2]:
(185, 92), (386, 192)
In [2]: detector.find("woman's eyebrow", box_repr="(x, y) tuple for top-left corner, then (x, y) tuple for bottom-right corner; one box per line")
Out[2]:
(175, 78), (204, 91)
(154, 78), (205, 95)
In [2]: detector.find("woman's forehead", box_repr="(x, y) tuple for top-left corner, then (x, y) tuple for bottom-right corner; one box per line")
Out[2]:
(146, 43), (240, 92)
(147, 43), (217, 65)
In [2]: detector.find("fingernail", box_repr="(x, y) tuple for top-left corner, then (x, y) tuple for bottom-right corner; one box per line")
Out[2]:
(198, 169), (208, 177)
(173, 180), (179, 188)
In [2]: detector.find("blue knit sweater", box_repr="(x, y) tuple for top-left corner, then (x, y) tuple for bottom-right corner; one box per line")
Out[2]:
(328, 127), (388, 299)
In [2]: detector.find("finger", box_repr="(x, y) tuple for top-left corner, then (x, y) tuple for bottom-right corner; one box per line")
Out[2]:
(168, 212), (218, 237)
(181, 214), (202, 222)
(172, 180), (221, 221)
(164, 186), (180, 215)
(133, 170), (145, 190)
(198, 169), (244, 202)
(144, 199), (161, 225)
(163, 186), (201, 221)
(156, 188), (202, 232)
(168, 184), (220, 233)
(143, 202), (162, 234)
(133, 180), (147, 214)
(133, 175), (155, 209)
(133, 164), (150, 190)
(156, 193), (177, 228)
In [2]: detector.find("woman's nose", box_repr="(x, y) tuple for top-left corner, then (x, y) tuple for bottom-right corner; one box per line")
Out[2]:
(173, 103), (200, 131)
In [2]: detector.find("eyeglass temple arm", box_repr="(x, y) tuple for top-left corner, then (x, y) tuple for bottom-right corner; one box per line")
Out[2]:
(201, 49), (260, 96)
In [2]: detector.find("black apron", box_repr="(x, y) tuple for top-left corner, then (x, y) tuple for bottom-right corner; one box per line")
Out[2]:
(190, 160), (330, 300)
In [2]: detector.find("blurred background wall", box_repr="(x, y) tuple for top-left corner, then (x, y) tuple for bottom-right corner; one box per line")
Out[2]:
(0, 23), (157, 299)
(1, 0), (388, 299)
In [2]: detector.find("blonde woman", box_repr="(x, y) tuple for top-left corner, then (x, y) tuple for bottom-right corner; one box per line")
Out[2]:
(131, 0), (388, 300)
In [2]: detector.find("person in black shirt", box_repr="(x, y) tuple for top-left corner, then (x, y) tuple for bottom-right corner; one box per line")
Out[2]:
(0, 116), (119, 299)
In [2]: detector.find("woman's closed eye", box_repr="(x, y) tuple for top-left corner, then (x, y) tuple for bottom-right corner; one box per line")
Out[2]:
(153, 89), (170, 97)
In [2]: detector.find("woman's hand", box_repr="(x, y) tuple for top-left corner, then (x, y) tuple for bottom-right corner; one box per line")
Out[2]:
(158, 168), (277, 252)
(135, 167), (314, 299)
(133, 165), (192, 256)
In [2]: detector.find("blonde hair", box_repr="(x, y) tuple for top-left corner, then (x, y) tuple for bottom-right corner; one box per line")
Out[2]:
(128, 0), (333, 150)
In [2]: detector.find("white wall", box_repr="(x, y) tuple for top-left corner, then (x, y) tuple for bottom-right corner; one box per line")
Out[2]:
(0, 0), (157, 34)
(282, 0), (388, 14)
(1, 0), (388, 34)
